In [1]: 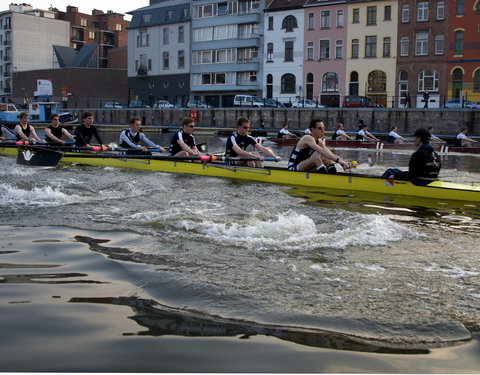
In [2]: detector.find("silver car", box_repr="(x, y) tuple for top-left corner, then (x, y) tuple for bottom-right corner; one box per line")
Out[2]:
(444, 99), (480, 109)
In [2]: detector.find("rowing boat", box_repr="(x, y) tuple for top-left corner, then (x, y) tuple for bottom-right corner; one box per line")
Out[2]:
(2, 143), (478, 203)
(267, 138), (480, 154)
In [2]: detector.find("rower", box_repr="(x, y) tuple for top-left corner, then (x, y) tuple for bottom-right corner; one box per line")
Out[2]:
(44, 114), (75, 144)
(170, 117), (203, 157)
(381, 128), (441, 180)
(453, 126), (478, 148)
(14, 112), (42, 142)
(288, 119), (352, 173)
(356, 123), (380, 142)
(225, 117), (281, 167)
(277, 123), (296, 139)
(119, 117), (165, 155)
(74, 112), (105, 148)
(331, 122), (352, 141)
(385, 126), (407, 144)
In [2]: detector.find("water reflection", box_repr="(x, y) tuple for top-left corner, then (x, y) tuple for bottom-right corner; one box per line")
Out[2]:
(68, 296), (429, 355)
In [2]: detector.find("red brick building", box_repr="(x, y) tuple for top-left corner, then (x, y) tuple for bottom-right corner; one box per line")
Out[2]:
(55, 6), (130, 69)
(447, 0), (480, 103)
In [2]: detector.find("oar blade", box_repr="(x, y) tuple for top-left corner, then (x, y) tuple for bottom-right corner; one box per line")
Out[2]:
(16, 146), (63, 167)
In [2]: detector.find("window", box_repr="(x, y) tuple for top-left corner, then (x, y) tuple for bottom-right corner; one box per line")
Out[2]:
(415, 31), (428, 55)
(365, 36), (377, 57)
(163, 28), (169, 44)
(199, 4), (213, 17)
(178, 26), (184, 43)
(142, 13), (151, 23)
(454, 30), (464, 54)
(238, 47), (257, 62)
(335, 40), (343, 59)
(322, 72), (338, 92)
(456, 0), (464, 15)
(402, 5), (409, 22)
(217, 2), (228, 15)
(267, 43), (274, 62)
(435, 35), (444, 55)
(282, 15), (298, 32)
(281, 73), (296, 93)
(474, 69), (480, 91)
(80, 18), (87, 26)
(437, 1), (445, 20)
(368, 70), (386, 92)
(351, 39), (359, 58)
(418, 70), (439, 91)
(89, 31), (96, 40)
(306, 73), (314, 99)
(115, 23), (122, 31)
(383, 37), (391, 57)
(307, 42), (314, 60)
(163, 52), (169, 69)
(400, 37), (409, 56)
(308, 13), (314, 29)
(417, 2), (428, 21)
(165, 10), (173, 21)
(215, 49), (235, 63)
(215, 73), (226, 84)
(336, 10), (344, 27)
(268, 16), (273, 30)
(178, 50), (185, 69)
(320, 39), (330, 59)
(352, 8), (359, 23)
(384, 5), (391, 20)
(202, 74), (212, 85)
(284, 41), (294, 61)
(321, 10), (330, 29)
(367, 6), (377, 25)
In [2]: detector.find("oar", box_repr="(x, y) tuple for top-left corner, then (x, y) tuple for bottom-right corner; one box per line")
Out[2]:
(64, 153), (278, 162)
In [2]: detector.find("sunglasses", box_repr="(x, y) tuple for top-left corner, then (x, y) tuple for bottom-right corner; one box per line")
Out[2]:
(188, 125), (195, 128)
(242, 126), (250, 129)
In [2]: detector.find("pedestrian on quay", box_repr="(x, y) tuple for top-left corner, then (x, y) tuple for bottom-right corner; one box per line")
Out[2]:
(453, 126), (478, 148)
(225, 117), (281, 167)
(74, 112), (105, 148)
(381, 128), (441, 180)
(385, 126), (407, 144)
(423, 92), (430, 108)
(119, 117), (165, 155)
(14, 112), (42, 142)
(331, 122), (352, 141)
(288, 119), (352, 173)
(44, 114), (75, 144)
(170, 117), (203, 157)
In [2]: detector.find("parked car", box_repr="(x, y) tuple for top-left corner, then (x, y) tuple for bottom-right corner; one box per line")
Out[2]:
(233, 95), (265, 107)
(291, 99), (325, 108)
(129, 100), (150, 108)
(343, 95), (381, 108)
(262, 98), (286, 108)
(104, 101), (125, 108)
(187, 100), (213, 108)
(444, 98), (480, 109)
(154, 100), (177, 108)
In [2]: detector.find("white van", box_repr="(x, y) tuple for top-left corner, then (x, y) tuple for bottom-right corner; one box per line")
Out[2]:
(233, 95), (265, 107)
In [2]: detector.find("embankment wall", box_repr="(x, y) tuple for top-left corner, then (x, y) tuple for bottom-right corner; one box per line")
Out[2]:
(71, 108), (480, 136)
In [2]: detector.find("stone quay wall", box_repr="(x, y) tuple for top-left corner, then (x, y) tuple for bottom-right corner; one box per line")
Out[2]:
(76, 107), (480, 136)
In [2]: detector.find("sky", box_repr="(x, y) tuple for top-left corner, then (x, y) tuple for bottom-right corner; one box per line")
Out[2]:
(28, 1), (150, 19)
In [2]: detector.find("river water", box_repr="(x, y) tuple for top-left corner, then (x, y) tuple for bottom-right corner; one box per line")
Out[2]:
(1, 133), (480, 372)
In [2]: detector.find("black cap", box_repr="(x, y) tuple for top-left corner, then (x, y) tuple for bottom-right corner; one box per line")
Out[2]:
(413, 128), (431, 143)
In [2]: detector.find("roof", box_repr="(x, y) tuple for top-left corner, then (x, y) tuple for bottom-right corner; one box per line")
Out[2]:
(53, 44), (98, 68)
(129, 0), (190, 28)
(265, 0), (308, 11)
